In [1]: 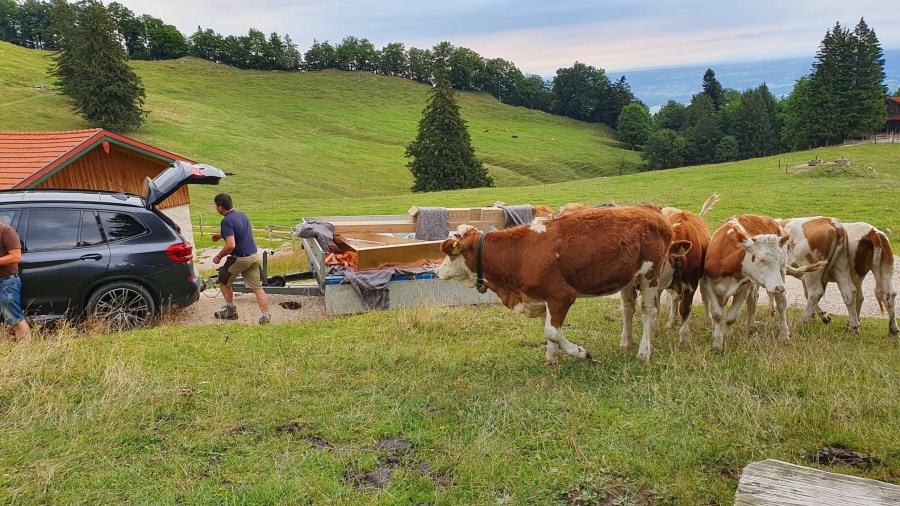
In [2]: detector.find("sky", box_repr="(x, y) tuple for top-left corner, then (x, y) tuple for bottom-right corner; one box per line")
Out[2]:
(114, 0), (900, 76)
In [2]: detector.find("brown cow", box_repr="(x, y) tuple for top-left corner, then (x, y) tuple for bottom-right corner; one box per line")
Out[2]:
(438, 205), (690, 361)
(659, 193), (719, 341)
(703, 215), (793, 350)
(779, 217), (859, 331)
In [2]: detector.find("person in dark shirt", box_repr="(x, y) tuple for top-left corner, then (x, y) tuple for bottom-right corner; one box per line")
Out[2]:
(0, 222), (31, 339)
(211, 193), (271, 324)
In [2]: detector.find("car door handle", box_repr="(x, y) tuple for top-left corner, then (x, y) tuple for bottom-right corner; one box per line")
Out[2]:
(80, 254), (103, 261)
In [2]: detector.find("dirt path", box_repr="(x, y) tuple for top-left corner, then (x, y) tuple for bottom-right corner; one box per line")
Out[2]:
(171, 253), (899, 326)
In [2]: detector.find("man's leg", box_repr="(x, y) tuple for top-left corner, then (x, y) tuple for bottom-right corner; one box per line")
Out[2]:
(215, 258), (239, 319)
(241, 259), (270, 324)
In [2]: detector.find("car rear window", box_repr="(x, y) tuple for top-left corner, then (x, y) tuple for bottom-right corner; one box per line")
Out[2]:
(100, 211), (147, 241)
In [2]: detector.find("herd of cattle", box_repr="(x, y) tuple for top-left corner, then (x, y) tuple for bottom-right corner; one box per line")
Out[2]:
(437, 194), (898, 363)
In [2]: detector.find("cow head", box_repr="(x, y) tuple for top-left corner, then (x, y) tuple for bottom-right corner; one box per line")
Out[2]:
(736, 230), (790, 294)
(438, 225), (480, 285)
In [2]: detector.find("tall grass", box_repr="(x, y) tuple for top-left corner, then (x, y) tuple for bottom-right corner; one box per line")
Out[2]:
(1, 301), (897, 504)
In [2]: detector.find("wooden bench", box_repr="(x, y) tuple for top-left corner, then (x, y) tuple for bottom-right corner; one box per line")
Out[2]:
(735, 459), (900, 505)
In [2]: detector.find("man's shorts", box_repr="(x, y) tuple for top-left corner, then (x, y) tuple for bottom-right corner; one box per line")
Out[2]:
(0, 274), (25, 325)
(218, 253), (263, 289)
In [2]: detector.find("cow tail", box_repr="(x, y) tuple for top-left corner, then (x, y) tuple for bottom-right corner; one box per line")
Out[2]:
(698, 193), (720, 217)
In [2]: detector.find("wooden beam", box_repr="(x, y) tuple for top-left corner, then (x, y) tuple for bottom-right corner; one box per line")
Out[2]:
(734, 459), (900, 505)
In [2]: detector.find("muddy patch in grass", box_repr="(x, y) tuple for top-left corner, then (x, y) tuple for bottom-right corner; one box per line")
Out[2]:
(808, 445), (883, 468)
(562, 475), (658, 506)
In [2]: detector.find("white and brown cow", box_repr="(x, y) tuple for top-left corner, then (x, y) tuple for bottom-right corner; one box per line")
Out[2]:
(438, 205), (690, 361)
(779, 217), (859, 331)
(703, 215), (793, 350)
(823, 222), (898, 336)
(659, 192), (719, 341)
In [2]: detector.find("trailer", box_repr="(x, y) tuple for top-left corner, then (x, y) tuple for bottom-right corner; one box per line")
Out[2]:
(224, 206), (548, 316)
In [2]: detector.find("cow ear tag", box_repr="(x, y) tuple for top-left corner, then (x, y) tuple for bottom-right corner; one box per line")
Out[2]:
(451, 241), (460, 255)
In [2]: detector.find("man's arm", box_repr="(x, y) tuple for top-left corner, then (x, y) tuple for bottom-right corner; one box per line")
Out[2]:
(0, 248), (21, 266)
(212, 237), (235, 264)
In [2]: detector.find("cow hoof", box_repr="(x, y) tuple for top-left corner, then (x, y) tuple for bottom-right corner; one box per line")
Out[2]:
(821, 314), (832, 324)
(544, 357), (559, 366)
(848, 325), (860, 334)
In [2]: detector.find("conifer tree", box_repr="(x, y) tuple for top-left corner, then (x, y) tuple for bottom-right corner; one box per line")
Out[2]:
(50, 0), (146, 132)
(406, 70), (492, 192)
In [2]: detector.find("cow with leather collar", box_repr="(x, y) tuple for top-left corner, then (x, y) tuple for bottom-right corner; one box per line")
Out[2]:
(438, 205), (691, 362)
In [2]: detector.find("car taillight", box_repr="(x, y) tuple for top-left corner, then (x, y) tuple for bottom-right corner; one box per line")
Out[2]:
(166, 242), (193, 263)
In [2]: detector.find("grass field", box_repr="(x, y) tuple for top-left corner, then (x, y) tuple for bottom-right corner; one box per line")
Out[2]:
(1, 302), (898, 504)
(2, 41), (900, 505)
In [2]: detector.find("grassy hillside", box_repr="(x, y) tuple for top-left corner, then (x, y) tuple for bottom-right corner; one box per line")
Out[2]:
(0, 42), (637, 198)
(3, 42), (898, 251)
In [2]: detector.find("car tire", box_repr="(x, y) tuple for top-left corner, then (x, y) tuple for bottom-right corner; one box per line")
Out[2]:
(86, 281), (157, 331)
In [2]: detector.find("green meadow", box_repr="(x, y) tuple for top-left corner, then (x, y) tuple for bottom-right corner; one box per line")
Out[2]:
(1, 41), (899, 504)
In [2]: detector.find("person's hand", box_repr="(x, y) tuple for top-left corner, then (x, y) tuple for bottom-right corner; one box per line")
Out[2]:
(211, 233), (222, 242)
(212, 254), (221, 264)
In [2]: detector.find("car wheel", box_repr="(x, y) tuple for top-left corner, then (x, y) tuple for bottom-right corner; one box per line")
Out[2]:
(87, 281), (157, 331)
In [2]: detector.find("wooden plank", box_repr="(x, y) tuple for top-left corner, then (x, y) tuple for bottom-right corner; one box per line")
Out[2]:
(734, 459), (900, 506)
(355, 240), (445, 270)
(344, 232), (422, 245)
(332, 219), (508, 235)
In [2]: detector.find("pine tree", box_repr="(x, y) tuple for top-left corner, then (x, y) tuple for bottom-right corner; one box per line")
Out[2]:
(406, 70), (493, 192)
(849, 18), (887, 137)
(701, 69), (725, 110)
(50, 0), (146, 132)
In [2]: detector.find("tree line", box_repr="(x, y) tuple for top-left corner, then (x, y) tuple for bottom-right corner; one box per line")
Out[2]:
(619, 19), (891, 170)
(0, 0), (639, 130)
(2, 0), (895, 167)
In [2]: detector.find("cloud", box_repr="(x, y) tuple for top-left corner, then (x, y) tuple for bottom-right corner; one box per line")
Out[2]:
(115, 0), (900, 75)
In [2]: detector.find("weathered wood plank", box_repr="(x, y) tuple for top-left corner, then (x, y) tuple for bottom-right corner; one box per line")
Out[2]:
(734, 459), (900, 506)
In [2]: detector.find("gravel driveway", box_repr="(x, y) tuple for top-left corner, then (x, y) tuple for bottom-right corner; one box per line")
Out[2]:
(171, 250), (899, 327)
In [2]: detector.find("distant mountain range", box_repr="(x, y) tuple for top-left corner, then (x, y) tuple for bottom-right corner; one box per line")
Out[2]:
(613, 48), (900, 110)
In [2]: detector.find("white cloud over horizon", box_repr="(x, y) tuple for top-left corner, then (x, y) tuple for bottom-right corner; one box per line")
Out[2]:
(114, 0), (900, 76)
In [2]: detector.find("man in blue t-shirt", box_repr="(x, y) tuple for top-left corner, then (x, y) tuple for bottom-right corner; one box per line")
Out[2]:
(211, 193), (271, 324)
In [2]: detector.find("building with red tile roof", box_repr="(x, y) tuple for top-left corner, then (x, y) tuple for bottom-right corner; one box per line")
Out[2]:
(0, 129), (201, 243)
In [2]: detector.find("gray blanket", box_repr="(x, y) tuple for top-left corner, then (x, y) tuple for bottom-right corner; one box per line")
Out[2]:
(497, 204), (534, 228)
(414, 207), (449, 240)
(340, 266), (435, 310)
(296, 220), (335, 252)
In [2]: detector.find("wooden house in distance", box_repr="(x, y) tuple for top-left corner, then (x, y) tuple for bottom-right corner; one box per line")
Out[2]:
(887, 96), (900, 134)
(0, 129), (201, 244)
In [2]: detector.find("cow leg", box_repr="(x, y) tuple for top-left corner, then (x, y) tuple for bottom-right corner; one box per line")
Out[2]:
(699, 278), (711, 324)
(744, 285), (758, 336)
(879, 276), (899, 336)
(767, 292), (777, 317)
(666, 288), (681, 329)
(619, 283), (638, 350)
(704, 278), (728, 350)
(726, 284), (752, 333)
(799, 274), (828, 325)
(829, 265), (859, 333)
(773, 291), (790, 340)
(543, 301), (590, 364)
(542, 312), (562, 364)
(637, 279), (661, 360)
(678, 288), (694, 343)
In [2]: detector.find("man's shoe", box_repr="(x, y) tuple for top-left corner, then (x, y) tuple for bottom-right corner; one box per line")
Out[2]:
(258, 313), (271, 325)
(214, 306), (239, 320)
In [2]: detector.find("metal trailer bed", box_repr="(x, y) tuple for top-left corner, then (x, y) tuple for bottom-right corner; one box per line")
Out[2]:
(227, 212), (504, 316)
